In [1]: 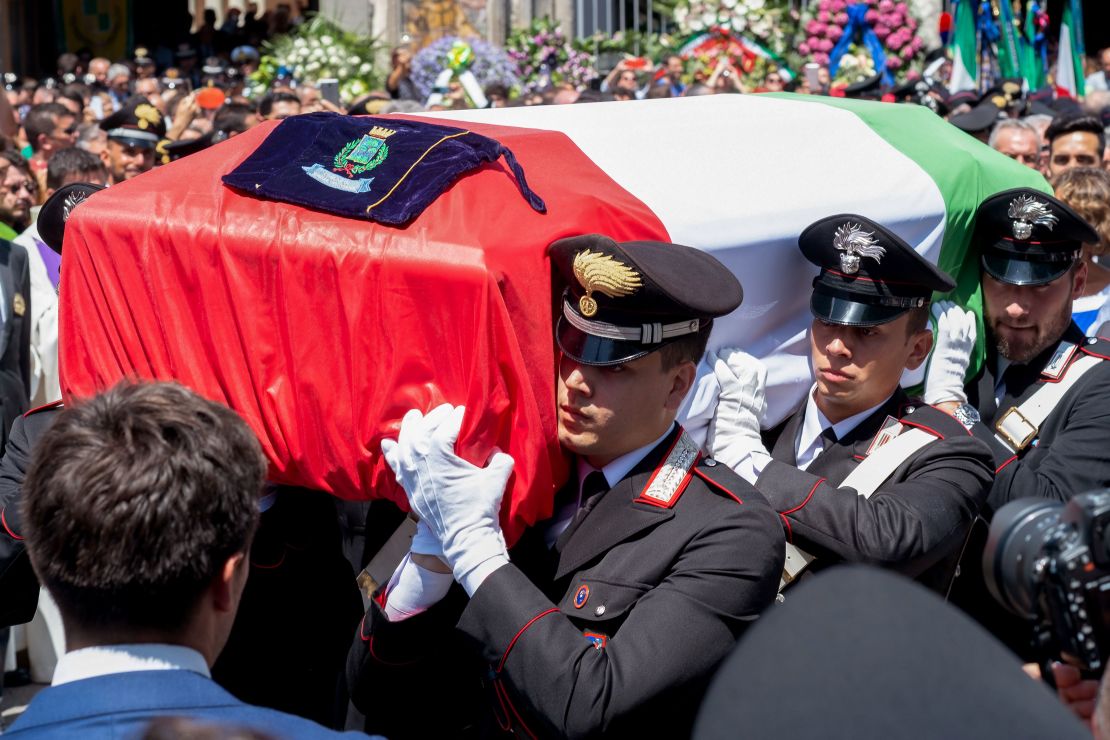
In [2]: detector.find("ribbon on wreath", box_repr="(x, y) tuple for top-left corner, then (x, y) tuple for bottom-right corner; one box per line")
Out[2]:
(827, 3), (892, 87)
(426, 40), (490, 109)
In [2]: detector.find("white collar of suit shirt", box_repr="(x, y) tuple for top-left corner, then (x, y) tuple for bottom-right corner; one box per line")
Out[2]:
(52, 643), (211, 686)
(543, 423), (676, 549)
(797, 385), (894, 471)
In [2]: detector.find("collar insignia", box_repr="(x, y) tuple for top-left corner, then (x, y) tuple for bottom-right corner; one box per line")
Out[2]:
(1007, 194), (1058, 240)
(833, 222), (885, 274)
(636, 430), (698, 508)
(572, 249), (642, 317)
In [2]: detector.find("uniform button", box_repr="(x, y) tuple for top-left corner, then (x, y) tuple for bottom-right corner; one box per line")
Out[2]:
(704, 458), (718, 467)
(595, 605), (606, 617)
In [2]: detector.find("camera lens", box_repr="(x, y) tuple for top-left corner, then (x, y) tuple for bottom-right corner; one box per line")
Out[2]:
(984, 498), (1064, 619)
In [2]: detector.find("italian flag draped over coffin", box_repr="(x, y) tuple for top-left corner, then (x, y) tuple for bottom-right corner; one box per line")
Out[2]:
(60, 94), (1046, 544)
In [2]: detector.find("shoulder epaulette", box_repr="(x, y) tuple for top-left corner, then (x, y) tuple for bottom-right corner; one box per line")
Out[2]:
(691, 457), (745, 505)
(1080, 335), (1110, 362)
(898, 403), (967, 438)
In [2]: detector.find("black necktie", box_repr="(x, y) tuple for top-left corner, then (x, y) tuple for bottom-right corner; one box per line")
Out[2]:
(555, 471), (608, 551)
(819, 426), (838, 452)
(577, 471), (609, 519)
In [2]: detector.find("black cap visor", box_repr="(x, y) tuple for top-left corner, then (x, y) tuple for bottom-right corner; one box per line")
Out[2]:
(108, 133), (158, 150)
(981, 252), (1074, 287)
(556, 317), (655, 366)
(810, 288), (908, 327)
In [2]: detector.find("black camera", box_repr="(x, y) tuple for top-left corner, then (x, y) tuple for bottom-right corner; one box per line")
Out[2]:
(985, 492), (1110, 673)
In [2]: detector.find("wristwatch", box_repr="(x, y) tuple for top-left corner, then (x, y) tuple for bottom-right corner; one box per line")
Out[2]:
(951, 403), (981, 430)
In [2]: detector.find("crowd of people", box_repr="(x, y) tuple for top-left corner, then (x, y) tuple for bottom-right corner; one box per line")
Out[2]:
(2, 6), (1110, 739)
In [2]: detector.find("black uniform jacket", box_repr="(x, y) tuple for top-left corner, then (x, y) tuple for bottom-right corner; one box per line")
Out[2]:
(756, 389), (994, 591)
(0, 239), (31, 455)
(0, 401), (61, 627)
(966, 323), (1110, 514)
(347, 425), (784, 739)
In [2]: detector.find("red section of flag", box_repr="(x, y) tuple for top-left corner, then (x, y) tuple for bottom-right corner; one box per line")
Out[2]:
(58, 117), (669, 545)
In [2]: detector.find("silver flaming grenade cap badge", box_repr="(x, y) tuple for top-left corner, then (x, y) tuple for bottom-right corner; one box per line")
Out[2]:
(1008, 194), (1058, 241)
(833, 222), (886, 274)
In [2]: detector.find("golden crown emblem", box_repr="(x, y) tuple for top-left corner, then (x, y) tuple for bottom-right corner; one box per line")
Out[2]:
(369, 126), (396, 139)
(572, 249), (642, 317)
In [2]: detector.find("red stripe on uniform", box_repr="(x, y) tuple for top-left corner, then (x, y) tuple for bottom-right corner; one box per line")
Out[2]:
(779, 513), (793, 543)
(497, 608), (559, 673)
(495, 680), (538, 739)
(781, 478), (826, 516)
(1, 509), (21, 540)
(996, 455), (1018, 474)
(898, 418), (944, 439)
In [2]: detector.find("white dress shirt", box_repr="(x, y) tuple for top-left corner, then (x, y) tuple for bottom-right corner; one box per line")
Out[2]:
(52, 643), (210, 686)
(794, 386), (893, 471)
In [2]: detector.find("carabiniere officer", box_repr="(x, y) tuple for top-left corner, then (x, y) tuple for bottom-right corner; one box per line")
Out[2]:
(347, 234), (783, 739)
(706, 214), (995, 594)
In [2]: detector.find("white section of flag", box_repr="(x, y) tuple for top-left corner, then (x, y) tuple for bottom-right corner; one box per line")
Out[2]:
(1056, 13), (1079, 98)
(431, 96), (948, 427)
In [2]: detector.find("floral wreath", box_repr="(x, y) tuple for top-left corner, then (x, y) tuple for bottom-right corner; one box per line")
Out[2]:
(800, 0), (924, 84)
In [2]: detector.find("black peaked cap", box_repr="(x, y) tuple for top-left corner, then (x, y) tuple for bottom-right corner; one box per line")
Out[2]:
(550, 234), (742, 366)
(37, 182), (106, 254)
(976, 187), (1099, 286)
(843, 72), (883, 99)
(694, 566), (1090, 740)
(163, 129), (229, 162)
(949, 100), (1002, 134)
(799, 214), (955, 326)
(99, 95), (167, 149)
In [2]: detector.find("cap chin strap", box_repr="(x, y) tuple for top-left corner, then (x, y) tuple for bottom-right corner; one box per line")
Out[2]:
(562, 300), (699, 344)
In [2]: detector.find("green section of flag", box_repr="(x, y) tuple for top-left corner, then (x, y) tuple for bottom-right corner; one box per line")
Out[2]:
(770, 94), (1050, 377)
(1019, 3), (1046, 90)
(948, 0), (979, 91)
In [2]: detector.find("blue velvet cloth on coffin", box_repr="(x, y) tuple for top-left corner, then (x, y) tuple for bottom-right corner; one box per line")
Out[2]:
(221, 112), (546, 225)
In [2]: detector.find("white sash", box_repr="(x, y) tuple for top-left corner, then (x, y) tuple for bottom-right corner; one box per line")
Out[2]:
(994, 354), (1103, 452)
(779, 427), (935, 592)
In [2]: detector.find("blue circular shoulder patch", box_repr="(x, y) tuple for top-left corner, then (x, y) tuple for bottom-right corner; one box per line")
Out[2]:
(573, 584), (590, 609)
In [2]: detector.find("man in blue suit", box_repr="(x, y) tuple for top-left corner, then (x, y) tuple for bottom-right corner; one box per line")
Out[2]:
(4, 381), (371, 739)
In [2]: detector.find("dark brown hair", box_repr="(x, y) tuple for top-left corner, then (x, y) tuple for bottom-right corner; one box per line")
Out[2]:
(22, 381), (266, 632)
(658, 322), (713, 370)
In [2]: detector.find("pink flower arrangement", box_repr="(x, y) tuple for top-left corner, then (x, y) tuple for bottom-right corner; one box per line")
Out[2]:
(801, 0), (922, 75)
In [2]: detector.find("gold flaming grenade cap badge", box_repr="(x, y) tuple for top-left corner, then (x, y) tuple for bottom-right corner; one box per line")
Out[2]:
(572, 249), (643, 317)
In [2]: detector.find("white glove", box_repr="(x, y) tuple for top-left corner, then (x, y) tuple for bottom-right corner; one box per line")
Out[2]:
(381, 434), (446, 559)
(706, 349), (772, 482)
(381, 404), (514, 596)
(923, 301), (976, 405)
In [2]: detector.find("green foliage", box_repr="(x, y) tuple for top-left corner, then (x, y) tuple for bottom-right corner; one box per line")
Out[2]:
(249, 14), (383, 102)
